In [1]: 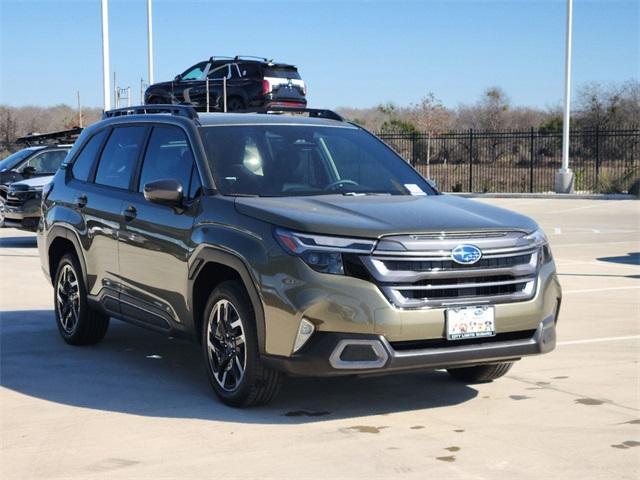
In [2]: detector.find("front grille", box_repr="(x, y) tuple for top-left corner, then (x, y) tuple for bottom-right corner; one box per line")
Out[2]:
(383, 253), (532, 272)
(361, 231), (540, 309)
(6, 195), (22, 207)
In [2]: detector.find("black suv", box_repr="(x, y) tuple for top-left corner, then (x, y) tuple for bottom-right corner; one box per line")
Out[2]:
(144, 56), (307, 112)
(0, 129), (80, 227)
(38, 106), (560, 407)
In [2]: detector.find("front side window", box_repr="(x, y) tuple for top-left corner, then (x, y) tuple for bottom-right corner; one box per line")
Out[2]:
(95, 126), (146, 189)
(72, 129), (109, 181)
(199, 125), (435, 197)
(181, 63), (207, 81)
(21, 149), (68, 175)
(138, 125), (196, 197)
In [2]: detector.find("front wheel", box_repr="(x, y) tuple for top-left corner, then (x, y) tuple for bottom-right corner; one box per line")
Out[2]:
(202, 281), (282, 407)
(447, 362), (514, 383)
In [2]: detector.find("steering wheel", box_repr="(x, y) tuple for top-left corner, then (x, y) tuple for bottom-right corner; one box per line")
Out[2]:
(323, 179), (360, 192)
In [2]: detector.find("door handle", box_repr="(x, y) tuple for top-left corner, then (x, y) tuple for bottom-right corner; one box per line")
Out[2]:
(122, 205), (137, 221)
(75, 195), (87, 208)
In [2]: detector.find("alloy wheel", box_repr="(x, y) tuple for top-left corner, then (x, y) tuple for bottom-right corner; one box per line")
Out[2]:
(56, 264), (80, 334)
(206, 299), (247, 392)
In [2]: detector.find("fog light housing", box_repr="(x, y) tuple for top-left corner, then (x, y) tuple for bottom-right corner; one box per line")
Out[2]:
(293, 318), (315, 353)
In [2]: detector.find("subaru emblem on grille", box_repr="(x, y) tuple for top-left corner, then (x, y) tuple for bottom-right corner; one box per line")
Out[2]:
(451, 244), (482, 265)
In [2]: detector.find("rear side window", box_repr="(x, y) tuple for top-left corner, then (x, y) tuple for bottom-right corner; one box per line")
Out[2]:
(72, 129), (109, 181)
(95, 126), (147, 189)
(138, 125), (196, 197)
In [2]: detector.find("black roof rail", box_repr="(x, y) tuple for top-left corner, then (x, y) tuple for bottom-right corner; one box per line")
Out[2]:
(103, 105), (199, 122)
(246, 107), (344, 122)
(15, 127), (83, 146)
(209, 56), (234, 62)
(233, 55), (271, 63)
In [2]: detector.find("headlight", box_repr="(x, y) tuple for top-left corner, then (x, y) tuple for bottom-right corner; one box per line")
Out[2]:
(274, 228), (375, 275)
(521, 228), (553, 264)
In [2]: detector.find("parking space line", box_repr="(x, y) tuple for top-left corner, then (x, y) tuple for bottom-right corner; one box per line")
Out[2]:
(563, 285), (640, 294)
(558, 335), (640, 346)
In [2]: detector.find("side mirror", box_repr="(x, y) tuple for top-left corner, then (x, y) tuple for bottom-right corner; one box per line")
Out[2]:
(174, 74), (181, 82)
(426, 178), (438, 190)
(143, 178), (183, 206)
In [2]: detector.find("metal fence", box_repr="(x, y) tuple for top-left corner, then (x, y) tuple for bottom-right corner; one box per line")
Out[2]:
(376, 128), (640, 193)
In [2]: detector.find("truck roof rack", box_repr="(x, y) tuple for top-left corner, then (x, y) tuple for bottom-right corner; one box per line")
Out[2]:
(15, 127), (83, 146)
(103, 105), (199, 122)
(209, 56), (276, 64)
(247, 107), (344, 122)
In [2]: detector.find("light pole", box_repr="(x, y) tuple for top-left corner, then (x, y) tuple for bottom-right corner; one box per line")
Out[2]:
(101, 0), (111, 111)
(555, 0), (575, 193)
(147, 0), (154, 85)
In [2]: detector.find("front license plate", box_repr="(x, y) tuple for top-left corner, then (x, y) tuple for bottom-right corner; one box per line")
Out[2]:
(446, 306), (496, 340)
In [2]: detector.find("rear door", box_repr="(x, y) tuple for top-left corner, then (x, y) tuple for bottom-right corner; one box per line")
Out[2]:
(117, 124), (201, 332)
(67, 125), (148, 309)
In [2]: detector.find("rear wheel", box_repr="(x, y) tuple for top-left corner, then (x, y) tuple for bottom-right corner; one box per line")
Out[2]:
(225, 97), (245, 112)
(202, 281), (282, 407)
(54, 254), (109, 345)
(447, 362), (514, 383)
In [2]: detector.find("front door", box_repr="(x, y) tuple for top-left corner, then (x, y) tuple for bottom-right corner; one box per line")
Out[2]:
(118, 124), (202, 333)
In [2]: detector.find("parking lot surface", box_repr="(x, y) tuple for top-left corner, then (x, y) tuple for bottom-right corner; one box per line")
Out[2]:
(1, 198), (638, 480)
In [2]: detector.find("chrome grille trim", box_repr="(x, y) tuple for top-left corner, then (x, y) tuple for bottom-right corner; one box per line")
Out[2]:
(362, 231), (541, 309)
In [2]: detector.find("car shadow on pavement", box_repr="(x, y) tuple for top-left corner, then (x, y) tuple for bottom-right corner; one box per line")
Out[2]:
(597, 252), (640, 266)
(0, 310), (478, 423)
(0, 235), (37, 248)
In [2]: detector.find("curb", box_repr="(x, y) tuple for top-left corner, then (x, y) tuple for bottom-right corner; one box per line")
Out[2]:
(448, 192), (638, 200)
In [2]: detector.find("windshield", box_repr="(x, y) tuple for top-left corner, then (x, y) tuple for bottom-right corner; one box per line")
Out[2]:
(0, 149), (34, 172)
(199, 124), (435, 197)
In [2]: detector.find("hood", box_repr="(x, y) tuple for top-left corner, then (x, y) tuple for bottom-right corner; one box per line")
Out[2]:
(235, 194), (538, 238)
(147, 81), (173, 92)
(11, 175), (53, 190)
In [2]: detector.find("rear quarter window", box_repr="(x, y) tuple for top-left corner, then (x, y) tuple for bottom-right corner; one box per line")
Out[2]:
(71, 129), (109, 182)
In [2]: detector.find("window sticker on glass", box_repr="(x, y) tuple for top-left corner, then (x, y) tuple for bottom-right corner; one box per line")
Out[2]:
(404, 184), (426, 195)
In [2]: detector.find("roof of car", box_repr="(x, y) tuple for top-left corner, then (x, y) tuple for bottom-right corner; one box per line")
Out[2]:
(197, 112), (355, 128)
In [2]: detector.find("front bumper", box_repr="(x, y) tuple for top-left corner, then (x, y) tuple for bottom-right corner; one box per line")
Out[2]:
(2, 202), (40, 231)
(264, 313), (557, 377)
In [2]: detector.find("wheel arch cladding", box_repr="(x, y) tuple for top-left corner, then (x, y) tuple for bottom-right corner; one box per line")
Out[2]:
(47, 227), (87, 286)
(190, 248), (266, 353)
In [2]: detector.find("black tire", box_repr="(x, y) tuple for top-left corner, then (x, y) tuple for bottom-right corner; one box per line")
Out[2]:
(447, 362), (514, 383)
(225, 97), (245, 112)
(54, 253), (109, 345)
(201, 280), (282, 407)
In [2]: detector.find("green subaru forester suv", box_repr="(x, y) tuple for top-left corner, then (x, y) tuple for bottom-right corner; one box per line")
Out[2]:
(38, 106), (561, 407)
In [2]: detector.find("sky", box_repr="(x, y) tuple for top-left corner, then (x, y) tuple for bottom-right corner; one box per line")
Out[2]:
(0, 0), (638, 110)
